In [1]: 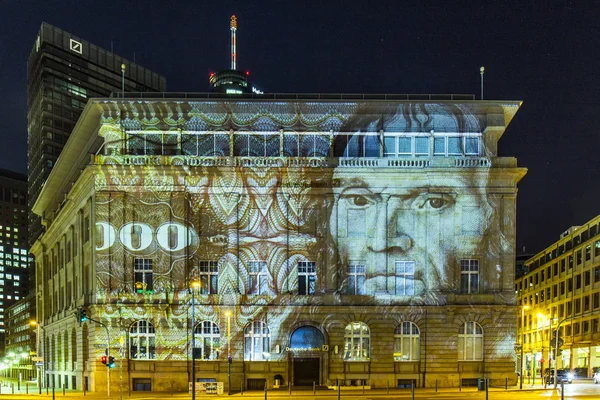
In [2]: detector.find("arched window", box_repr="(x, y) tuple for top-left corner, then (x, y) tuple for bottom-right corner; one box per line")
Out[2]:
(290, 325), (324, 350)
(343, 322), (370, 361)
(458, 321), (483, 361)
(244, 321), (270, 361)
(394, 322), (420, 361)
(194, 321), (221, 360)
(129, 320), (156, 360)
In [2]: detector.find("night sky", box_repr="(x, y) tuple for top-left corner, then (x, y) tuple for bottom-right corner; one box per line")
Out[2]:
(0, 0), (598, 255)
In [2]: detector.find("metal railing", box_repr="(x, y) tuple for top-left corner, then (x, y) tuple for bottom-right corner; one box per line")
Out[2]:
(108, 92), (476, 101)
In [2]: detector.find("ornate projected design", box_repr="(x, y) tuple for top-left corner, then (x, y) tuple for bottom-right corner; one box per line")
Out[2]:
(93, 100), (513, 362)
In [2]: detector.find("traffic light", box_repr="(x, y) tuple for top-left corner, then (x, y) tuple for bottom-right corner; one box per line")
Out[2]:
(78, 308), (87, 322)
(101, 355), (107, 365)
(107, 356), (115, 368)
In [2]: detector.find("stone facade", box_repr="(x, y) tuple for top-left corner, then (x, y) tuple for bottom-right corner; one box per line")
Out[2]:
(31, 95), (526, 392)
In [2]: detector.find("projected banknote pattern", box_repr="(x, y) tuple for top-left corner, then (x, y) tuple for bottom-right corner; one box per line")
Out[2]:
(91, 100), (518, 363)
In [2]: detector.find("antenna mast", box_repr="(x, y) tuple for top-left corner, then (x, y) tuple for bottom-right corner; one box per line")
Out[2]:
(230, 15), (237, 70)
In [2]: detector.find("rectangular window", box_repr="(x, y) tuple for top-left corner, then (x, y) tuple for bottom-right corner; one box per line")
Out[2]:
(584, 296), (590, 312)
(433, 137), (446, 155)
(248, 261), (268, 295)
(577, 250), (582, 265)
(575, 298), (581, 314)
(576, 274), (582, 290)
(448, 137), (461, 155)
(585, 270), (591, 286)
(460, 259), (479, 294)
(198, 261), (218, 294)
(398, 137), (412, 157)
(595, 267), (600, 283)
(586, 245), (591, 261)
(383, 136), (396, 157)
(594, 293), (600, 309)
(395, 261), (415, 295)
(347, 263), (366, 295)
(414, 137), (429, 156)
(560, 281), (565, 295)
(595, 240), (600, 257)
(298, 261), (316, 295)
(133, 259), (153, 293)
(464, 137), (479, 155)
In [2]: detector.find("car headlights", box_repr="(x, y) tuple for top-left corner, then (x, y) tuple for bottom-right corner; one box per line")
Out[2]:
(567, 372), (574, 379)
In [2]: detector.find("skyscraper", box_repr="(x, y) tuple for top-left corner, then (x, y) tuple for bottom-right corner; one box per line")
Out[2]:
(27, 22), (166, 244)
(0, 169), (28, 353)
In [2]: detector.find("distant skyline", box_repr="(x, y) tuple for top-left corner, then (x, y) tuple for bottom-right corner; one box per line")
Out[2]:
(1, 0), (598, 255)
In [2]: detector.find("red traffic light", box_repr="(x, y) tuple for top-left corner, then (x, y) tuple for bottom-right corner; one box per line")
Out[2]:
(101, 355), (107, 365)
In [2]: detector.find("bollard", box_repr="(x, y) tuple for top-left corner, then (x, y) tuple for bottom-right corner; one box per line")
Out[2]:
(241, 381), (244, 396)
(26, 383), (29, 394)
(18, 381), (20, 391)
(11, 383), (14, 394)
(337, 380), (340, 400)
(288, 381), (291, 396)
(411, 382), (414, 400)
(505, 377), (508, 390)
(362, 380), (365, 394)
(264, 381), (267, 400)
(63, 384), (65, 395)
(52, 386), (55, 400)
(387, 380), (389, 394)
(561, 380), (564, 400)
(47, 384), (49, 395)
(459, 379), (462, 391)
(313, 381), (316, 395)
(436, 379), (438, 392)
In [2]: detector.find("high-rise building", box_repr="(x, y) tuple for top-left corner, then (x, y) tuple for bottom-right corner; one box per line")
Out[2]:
(0, 169), (29, 353)
(32, 93), (525, 393)
(4, 292), (37, 382)
(515, 215), (600, 380)
(27, 22), (166, 245)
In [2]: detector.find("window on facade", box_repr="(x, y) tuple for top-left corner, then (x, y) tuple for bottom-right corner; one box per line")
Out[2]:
(576, 274), (582, 290)
(595, 267), (600, 283)
(566, 325), (572, 336)
(336, 134), (379, 157)
(573, 322), (580, 335)
(244, 321), (269, 361)
(567, 301), (573, 315)
(458, 321), (483, 361)
(193, 321), (220, 360)
(594, 293), (600, 309)
(594, 319), (599, 333)
(559, 304), (564, 318)
(584, 296), (590, 312)
(298, 261), (316, 295)
(393, 322), (420, 361)
(575, 298), (581, 314)
(395, 261), (415, 295)
(569, 255), (573, 269)
(198, 261), (218, 294)
(134, 259), (153, 293)
(561, 259), (566, 272)
(460, 259), (479, 294)
(567, 278), (573, 292)
(586, 245), (592, 261)
(343, 322), (370, 361)
(577, 250), (582, 265)
(248, 261), (268, 295)
(553, 263), (558, 276)
(585, 271), (591, 287)
(347, 263), (366, 295)
(595, 240), (600, 257)
(553, 285), (557, 298)
(129, 321), (156, 360)
(560, 281), (565, 295)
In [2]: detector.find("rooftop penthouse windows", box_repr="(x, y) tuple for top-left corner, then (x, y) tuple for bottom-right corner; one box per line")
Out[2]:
(118, 130), (482, 159)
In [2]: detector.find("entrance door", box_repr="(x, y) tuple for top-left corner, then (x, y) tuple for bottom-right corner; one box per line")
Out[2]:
(293, 358), (320, 386)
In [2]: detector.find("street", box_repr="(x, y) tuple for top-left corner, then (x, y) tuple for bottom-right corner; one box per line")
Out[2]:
(2, 380), (600, 400)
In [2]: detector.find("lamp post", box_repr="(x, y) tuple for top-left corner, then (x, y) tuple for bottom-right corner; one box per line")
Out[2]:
(537, 313), (549, 384)
(29, 320), (45, 393)
(520, 305), (530, 389)
(226, 312), (231, 396)
(191, 281), (200, 400)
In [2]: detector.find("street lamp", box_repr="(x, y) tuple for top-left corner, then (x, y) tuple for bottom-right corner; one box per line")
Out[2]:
(29, 320), (44, 394)
(191, 281), (200, 400)
(537, 313), (549, 384)
(226, 311), (231, 396)
(520, 305), (530, 389)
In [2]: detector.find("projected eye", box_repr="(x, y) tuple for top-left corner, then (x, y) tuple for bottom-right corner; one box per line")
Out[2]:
(351, 195), (371, 207)
(418, 194), (455, 211)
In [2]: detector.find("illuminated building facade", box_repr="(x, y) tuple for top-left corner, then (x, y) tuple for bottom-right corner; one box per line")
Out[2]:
(27, 22), (166, 245)
(515, 215), (600, 379)
(31, 93), (525, 392)
(0, 169), (29, 354)
(4, 293), (37, 381)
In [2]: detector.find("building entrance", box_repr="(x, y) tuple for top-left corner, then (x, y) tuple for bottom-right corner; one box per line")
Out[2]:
(293, 358), (320, 386)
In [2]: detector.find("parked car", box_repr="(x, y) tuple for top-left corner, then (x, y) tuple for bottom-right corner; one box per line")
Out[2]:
(544, 369), (573, 384)
(593, 371), (600, 384)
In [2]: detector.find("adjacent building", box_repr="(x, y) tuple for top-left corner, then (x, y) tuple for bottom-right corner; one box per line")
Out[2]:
(0, 170), (29, 353)
(27, 22), (166, 245)
(516, 215), (600, 379)
(4, 292), (37, 382)
(31, 93), (526, 392)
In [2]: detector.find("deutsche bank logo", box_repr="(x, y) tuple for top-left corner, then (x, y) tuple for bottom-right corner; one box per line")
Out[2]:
(69, 39), (82, 54)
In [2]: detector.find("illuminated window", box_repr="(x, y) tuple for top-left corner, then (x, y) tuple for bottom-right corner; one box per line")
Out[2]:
(244, 321), (270, 361)
(193, 321), (220, 360)
(458, 321), (483, 361)
(596, 240), (600, 257)
(393, 322), (420, 361)
(198, 261), (218, 294)
(343, 322), (370, 361)
(346, 263), (366, 295)
(298, 261), (316, 295)
(460, 259), (479, 294)
(133, 259), (153, 294)
(395, 261), (415, 295)
(248, 261), (268, 295)
(129, 321), (156, 360)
